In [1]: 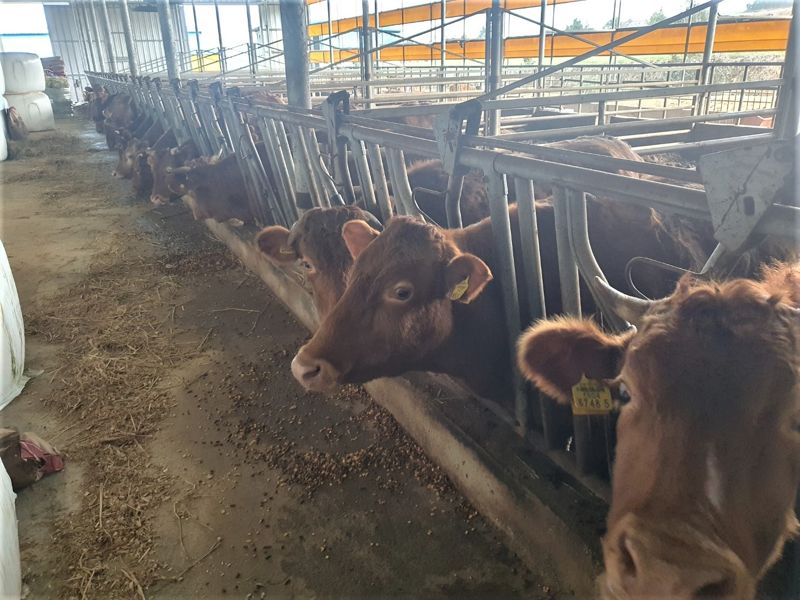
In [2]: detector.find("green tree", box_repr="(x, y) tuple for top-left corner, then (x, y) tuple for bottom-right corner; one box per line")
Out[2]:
(565, 18), (586, 31)
(746, 0), (792, 10)
(647, 9), (666, 24)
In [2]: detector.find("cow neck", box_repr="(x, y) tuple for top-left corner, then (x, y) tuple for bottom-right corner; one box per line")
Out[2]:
(427, 216), (514, 402)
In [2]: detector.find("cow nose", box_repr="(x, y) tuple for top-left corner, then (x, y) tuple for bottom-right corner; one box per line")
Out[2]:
(603, 520), (746, 600)
(150, 194), (166, 206)
(291, 348), (337, 392)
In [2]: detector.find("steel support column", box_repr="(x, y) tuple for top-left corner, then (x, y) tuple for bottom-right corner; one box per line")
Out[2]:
(327, 0), (335, 67)
(361, 0), (373, 99)
(119, 0), (138, 76)
(99, 0), (117, 73)
(776, 7), (799, 139)
(88, 1), (106, 71)
(694, 0), (720, 114)
(214, 0), (226, 72)
(246, 0), (256, 74)
(486, 0), (503, 135)
(73, 2), (96, 72)
(157, 0), (179, 81)
(537, 0), (547, 86)
(278, 0), (311, 109)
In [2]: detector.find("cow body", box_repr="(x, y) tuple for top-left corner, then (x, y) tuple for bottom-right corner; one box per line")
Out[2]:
(517, 262), (800, 599)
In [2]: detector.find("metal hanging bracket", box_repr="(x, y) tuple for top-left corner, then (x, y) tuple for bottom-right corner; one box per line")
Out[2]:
(435, 99), (482, 175)
(700, 139), (795, 253)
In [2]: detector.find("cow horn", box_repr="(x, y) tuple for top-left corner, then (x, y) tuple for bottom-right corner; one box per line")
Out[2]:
(362, 211), (384, 232)
(593, 276), (654, 327)
(208, 147), (224, 164)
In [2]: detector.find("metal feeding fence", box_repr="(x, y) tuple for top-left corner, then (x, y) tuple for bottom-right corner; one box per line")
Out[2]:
(87, 61), (796, 488)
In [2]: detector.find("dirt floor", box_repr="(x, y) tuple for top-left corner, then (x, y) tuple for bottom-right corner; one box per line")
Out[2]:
(0, 118), (562, 598)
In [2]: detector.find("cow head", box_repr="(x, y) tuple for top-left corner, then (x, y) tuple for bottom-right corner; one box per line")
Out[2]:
(291, 216), (493, 391)
(256, 206), (381, 317)
(113, 138), (143, 179)
(147, 143), (196, 206)
(517, 263), (800, 599)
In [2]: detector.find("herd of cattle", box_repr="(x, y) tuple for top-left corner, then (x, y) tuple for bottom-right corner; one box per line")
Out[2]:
(85, 84), (798, 598)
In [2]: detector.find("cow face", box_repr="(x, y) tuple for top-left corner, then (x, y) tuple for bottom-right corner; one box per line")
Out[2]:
(291, 217), (492, 391)
(517, 263), (800, 599)
(113, 139), (141, 179)
(256, 206), (379, 317)
(180, 156), (253, 223)
(147, 144), (196, 206)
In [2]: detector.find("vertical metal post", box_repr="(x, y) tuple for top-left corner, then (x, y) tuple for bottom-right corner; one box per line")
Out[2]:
(73, 2), (96, 73)
(246, 0), (256, 74)
(99, 0), (117, 73)
(279, 0), (311, 109)
(361, 0), (373, 99)
(775, 7), (798, 139)
(373, 0), (380, 73)
(486, 0), (503, 135)
(483, 9), (492, 95)
(119, 0), (138, 76)
(157, 0), (179, 81)
(694, 0), (719, 115)
(486, 172), (528, 434)
(214, 0), (225, 73)
(327, 0), (335, 68)
(88, 0), (106, 71)
(537, 0), (547, 87)
(191, 0), (203, 72)
(440, 0), (446, 70)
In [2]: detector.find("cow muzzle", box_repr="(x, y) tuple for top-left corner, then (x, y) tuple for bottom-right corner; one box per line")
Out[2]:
(291, 347), (339, 392)
(601, 514), (753, 600)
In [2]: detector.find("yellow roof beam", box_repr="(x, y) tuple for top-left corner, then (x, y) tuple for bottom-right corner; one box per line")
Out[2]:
(308, 0), (582, 38)
(309, 19), (790, 62)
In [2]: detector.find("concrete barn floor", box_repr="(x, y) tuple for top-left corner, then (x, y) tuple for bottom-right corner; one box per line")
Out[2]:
(0, 117), (564, 599)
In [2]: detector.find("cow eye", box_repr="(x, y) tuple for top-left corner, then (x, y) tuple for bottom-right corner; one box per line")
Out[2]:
(391, 284), (413, 302)
(300, 260), (314, 272)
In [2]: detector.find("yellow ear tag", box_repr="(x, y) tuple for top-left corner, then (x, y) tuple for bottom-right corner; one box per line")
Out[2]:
(449, 276), (470, 301)
(571, 375), (613, 416)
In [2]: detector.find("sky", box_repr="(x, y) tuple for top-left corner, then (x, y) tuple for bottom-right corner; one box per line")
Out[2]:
(0, 0), (784, 61)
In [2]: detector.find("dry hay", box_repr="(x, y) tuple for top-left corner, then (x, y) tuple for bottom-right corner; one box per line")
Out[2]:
(25, 236), (199, 598)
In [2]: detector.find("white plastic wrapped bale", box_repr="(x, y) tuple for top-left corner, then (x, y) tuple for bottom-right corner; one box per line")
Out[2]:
(0, 97), (7, 162)
(4, 92), (54, 133)
(0, 241), (28, 410)
(0, 52), (45, 94)
(0, 459), (20, 599)
(0, 57), (5, 97)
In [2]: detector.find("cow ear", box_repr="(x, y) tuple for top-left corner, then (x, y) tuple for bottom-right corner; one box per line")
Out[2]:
(256, 226), (297, 264)
(342, 220), (379, 260)
(517, 318), (631, 404)
(444, 253), (492, 304)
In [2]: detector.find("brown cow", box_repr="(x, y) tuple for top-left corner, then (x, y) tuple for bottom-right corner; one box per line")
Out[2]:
(288, 184), (725, 403)
(256, 206), (382, 317)
(102, 94), (138, 150)
(166, 142), (279, 223)
(147, 141), (199, 205)
(407, 136), (646, 226)
(113, 120), (164, 179)
(516, 262), (800, 599)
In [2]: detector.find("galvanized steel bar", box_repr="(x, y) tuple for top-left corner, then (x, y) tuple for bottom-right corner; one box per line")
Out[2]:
(157, 0), (179, 81)
(537, 0), (547, 85)
(485, 171), (528, 433)
(118, 0), (138, 77)
(694, 0), (720, 115)
(279, 0), (312, 109)
(88, 1), (107, 71)
(486, 0), (503, 135)
(99, 0), (117, 73)
(513, 178), (546, 321)
(350, 137), (378, 213)
(552, 187), (581, 318)
(366, 142), (393, 221)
